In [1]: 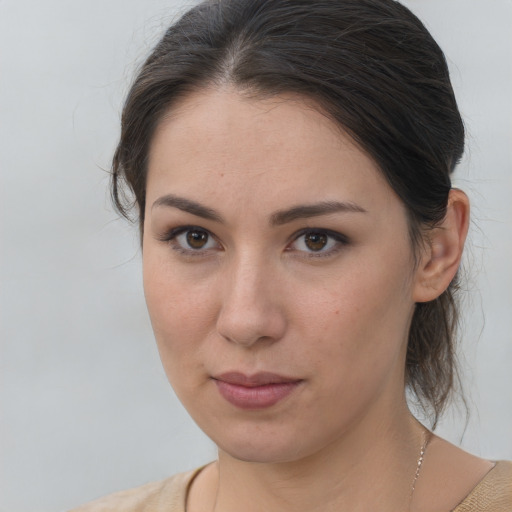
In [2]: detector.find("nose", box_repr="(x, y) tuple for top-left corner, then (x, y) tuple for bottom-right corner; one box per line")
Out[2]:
(216, 255), (287, 348)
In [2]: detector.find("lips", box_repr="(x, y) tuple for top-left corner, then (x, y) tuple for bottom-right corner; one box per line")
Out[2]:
(212, 372), (303, 409)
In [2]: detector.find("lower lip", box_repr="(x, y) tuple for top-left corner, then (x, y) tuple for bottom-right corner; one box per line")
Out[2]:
(214, 380), (301, 409)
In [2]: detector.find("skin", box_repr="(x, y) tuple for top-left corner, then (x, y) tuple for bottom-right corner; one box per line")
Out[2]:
(143, 88), (489, 512)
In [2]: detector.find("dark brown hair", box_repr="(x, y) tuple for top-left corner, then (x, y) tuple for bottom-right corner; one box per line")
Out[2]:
(112, 0), (465, 427)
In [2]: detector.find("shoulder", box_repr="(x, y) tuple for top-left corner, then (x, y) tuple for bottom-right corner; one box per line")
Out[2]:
(453, 461), (512, 512)
(68, 468), (202, 512)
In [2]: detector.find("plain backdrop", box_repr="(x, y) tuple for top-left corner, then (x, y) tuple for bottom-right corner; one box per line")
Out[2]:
(0, 1), (511, 511)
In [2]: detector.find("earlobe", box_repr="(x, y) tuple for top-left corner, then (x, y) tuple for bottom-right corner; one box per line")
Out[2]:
(413, 189), (470, 303)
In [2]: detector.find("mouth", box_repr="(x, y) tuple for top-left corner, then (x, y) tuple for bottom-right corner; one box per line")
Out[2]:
(212, 372), (303, 409)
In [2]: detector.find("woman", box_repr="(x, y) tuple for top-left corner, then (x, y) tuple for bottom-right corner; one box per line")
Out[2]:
(73, 0), (511, 510)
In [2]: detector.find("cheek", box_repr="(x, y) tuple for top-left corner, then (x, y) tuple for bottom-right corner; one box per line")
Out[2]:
(301, 262), (413, 385)
(142, 251), (218, 372)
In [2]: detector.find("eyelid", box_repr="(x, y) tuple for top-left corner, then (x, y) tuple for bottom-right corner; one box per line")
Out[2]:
(156, 225), (222, 255)
(286, 228), (349, 257)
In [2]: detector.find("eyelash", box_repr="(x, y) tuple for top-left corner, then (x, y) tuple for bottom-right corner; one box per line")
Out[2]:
(158, 226), (349, 259)
(287, 228), (349, 258)
(157, 226), (221, 257)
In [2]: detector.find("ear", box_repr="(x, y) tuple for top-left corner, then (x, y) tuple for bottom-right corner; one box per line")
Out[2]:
(413, 189), (470, 303)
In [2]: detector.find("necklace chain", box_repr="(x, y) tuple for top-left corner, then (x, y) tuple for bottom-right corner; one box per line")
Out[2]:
(409, 429), (432, 510)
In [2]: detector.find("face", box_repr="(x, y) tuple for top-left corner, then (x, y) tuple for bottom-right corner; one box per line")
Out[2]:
(143, 88), (419, 464)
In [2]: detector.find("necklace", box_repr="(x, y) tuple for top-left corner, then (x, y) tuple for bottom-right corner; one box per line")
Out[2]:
(409, 429), (432, 510)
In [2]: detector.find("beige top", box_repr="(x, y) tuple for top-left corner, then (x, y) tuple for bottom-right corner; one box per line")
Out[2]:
(70, 461), (512, 512)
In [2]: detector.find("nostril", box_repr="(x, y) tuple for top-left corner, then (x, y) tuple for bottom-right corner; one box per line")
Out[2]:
(219, 333), (275, 347)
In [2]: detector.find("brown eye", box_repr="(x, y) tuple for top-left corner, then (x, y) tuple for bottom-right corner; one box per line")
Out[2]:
(186, 229), (210, 249)
(304, 232), (328, 251)
(166, 226), (221, 254)
(288, 229), (347, 257)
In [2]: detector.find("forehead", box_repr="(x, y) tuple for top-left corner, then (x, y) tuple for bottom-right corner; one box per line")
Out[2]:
(146, 88), (399, 218)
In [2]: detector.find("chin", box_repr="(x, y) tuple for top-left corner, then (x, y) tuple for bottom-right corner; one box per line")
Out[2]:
(218, 440), (302, 464)
(211, 421), (330, 465)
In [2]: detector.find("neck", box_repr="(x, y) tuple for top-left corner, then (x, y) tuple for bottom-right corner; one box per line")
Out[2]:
(210, 407), (426, 512)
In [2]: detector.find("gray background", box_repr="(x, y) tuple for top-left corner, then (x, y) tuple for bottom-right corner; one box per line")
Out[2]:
(1, 1), (511, 511)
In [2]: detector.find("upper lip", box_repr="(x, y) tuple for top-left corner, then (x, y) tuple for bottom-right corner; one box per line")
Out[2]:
(213, 372), (302, 387)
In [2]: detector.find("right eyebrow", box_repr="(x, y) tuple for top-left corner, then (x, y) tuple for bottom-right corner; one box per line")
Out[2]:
(152, 194), (225, 223)
(270, 200), (367, 226)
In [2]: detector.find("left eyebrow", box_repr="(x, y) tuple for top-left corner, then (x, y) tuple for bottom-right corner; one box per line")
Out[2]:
(270, 201), (367, 226)
(152, 194), (225, 223)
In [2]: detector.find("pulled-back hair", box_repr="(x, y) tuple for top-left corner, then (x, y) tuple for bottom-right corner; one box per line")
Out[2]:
(112, 0), (465, 427)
